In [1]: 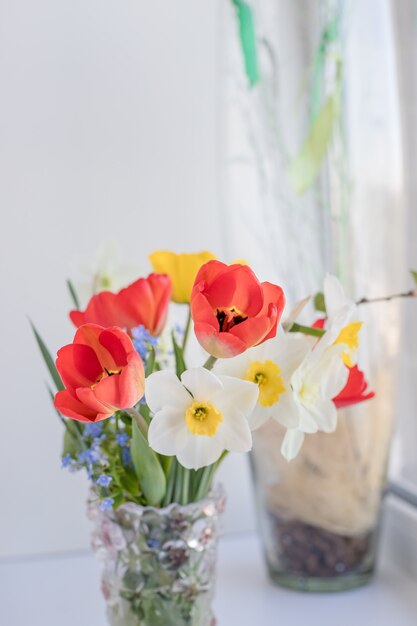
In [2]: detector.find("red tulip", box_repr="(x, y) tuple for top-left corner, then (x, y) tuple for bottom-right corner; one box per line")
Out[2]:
(190, 260), (285, 358)
(333, 365), (375, 408)
(69, 274), (172, 336)
(54, 324), (145, 422)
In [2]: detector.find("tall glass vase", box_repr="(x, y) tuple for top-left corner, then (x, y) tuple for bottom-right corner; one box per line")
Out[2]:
(224, 0), (406, 592)
(88, 486), (225, 626)
(251, 410), (390, 591)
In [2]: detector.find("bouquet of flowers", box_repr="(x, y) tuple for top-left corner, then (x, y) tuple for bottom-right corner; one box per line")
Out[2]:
(33, 250), (415, 622)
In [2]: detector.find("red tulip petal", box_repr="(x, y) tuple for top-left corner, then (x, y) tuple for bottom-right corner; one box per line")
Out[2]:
(259, 282), (286, 318)
(69, 310), (86, 327)
(194, 322), (247, 358)
(190, 289), (217, 326)
(76, 386), (114, 413)
(98, 328), (131, 367)
(148, 274), (172, 335)
(193, 259), (228, 286)
(56, 343), (102, 395)
(74, 324), (120, 372)
(229, 314), (273, 348)
(94, 356), (144, 410)
(333, 366), (375, 408)
(204, 264), (264, 316)
(54, 389), (106, 422)
(70, 274), (171, 335)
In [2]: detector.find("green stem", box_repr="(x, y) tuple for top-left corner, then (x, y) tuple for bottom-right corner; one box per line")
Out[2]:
(181, 468), (190, 505)
(288, 323), (325, 338)
(124, 408), (149, 438)
(195, 464), (214, 501)
(182, 308), (192, 352)
(163, 458), (177, 507)
(203, 355), (218, 370)
(174, 464), (184, 503)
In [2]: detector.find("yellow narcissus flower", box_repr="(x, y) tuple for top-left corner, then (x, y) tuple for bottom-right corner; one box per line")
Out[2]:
(149, 250), (216, 304)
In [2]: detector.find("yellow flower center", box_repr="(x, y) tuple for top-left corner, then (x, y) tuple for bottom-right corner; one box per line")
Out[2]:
(185, 401), (223, 437)
(335, 322), (363, 367)
(245, 360), (286, 407)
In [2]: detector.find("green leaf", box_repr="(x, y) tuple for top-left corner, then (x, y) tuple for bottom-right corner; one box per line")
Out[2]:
(63, 425), (80, 458)
(66, 279), (80, 309)
(314, 291), (326, 313)
(232, 0), (260, 88)
(30, 321), (64, 391)
(130, 420), (166, 506)
(289, 92), (339, 195)
(172, 332), (187, 378)
(145, 346), (156, 377)
(410, 270), (417, 287)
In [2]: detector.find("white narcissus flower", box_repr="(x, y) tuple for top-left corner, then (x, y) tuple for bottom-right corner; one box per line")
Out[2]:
(216, 324), (349, 462)
(323, 274), (363, 368)
(215, 327), (312, 431)
(145, 367), (259, 470)
(71, 241), (141, 306)
(281, 336), (349, 461)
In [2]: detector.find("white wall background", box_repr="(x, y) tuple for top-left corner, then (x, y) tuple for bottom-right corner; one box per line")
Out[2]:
(0, 0), (257, 559)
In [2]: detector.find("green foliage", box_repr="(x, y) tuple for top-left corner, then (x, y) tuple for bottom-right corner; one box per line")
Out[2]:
(145, 346), (156, 376)
(314, 291), (326, 313)
(231, 0), (260, 88)
(66, 279), (80, 309)
(410, 269), (417, 287)
(289, 92), (339, 195)
(131, 420), (166, 506)
(172, 332), (187, 378)
(30, 321), (64, 391)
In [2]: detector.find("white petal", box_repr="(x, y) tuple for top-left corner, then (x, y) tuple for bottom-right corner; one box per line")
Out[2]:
(270, 389), (301, 429)
(308, 345), (349, 398)
(145, 370), (192, 413)
(281, 429), (305, 461)
(297, 404), (319, 433)
(215, 375), (259, 417)
(324, 274), (348, 318)
(281, 334), (312, 378)
(214, 350), (252, 379)
(177, 434), (224, 470)
(307, 398), (338, 433)
(181, 367), (223, 401)
(148, 408), (189, 456)
(217, 407), (253, 452)
(247, 404), (270, 430)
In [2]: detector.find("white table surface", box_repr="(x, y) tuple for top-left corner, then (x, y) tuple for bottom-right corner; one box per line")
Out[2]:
(1, 532), (416, 625)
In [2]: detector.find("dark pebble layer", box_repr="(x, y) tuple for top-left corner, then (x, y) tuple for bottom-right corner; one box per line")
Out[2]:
(271, 516), (372, 578)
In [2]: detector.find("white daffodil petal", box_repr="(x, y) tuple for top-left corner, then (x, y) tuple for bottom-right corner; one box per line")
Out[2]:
(148, 408), (189, 456)
(281, 429), (305, 461)
(296, 404), (319, 433)
(218, 407), (253, 452)
(271, 390), (301, 429)
(214, 349), (253, 379)
(145, 370), (192, 413)
(215, 375), (259, 417)
(247, 405), (271, 430)
(308, 398), (338, 433)
(322, 349), (349, 399)
(181, 367), (223, 401)
(281, 334), (312, 378)
(324, 273), (348, 318)
(177, 434), (224, 470)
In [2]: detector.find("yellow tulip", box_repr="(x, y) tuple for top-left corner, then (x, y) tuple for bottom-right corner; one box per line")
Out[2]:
(149, 250), (216, 304)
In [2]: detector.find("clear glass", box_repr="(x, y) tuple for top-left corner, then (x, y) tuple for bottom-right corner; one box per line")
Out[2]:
(251, 411), (390, 592)
(88, 486), (226, 626)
